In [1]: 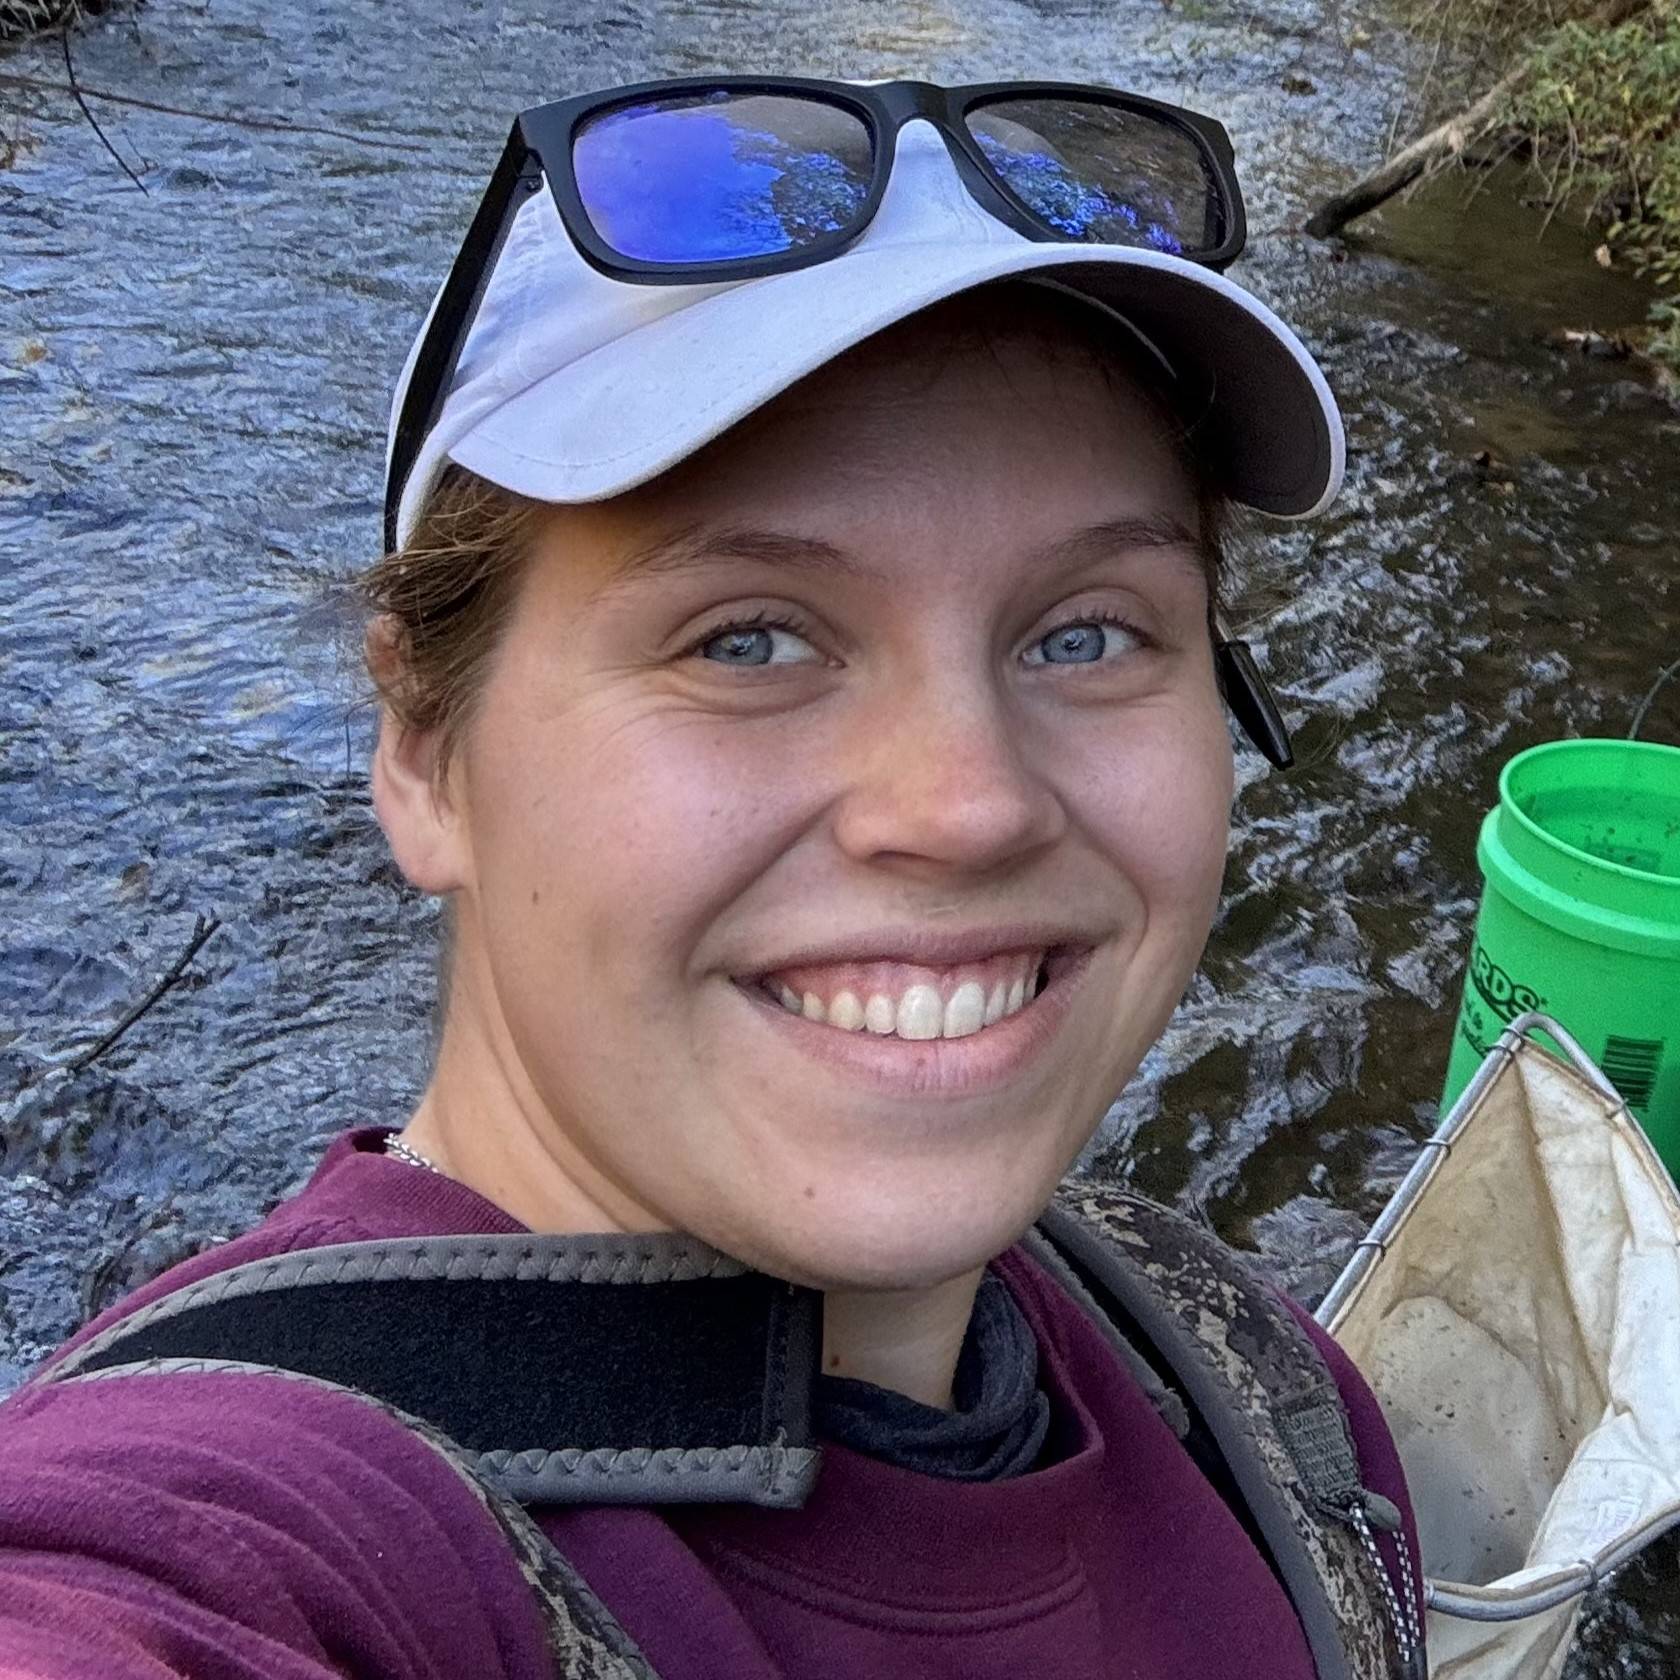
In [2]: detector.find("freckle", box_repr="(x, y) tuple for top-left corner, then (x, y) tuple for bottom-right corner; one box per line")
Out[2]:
(802, 1185), (815, 1199)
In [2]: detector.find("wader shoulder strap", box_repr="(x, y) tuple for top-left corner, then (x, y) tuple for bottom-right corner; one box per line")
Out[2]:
(1031, 1184), (1423, 1680)
(47, 1355), (658, 1680)
(28, 1230), (819, 1679)
(40, 1232), (821, 1509)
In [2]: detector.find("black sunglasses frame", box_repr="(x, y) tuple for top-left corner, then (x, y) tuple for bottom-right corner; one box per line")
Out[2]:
(538, 76), (1246, 286)
(383, 75), (1291, 768)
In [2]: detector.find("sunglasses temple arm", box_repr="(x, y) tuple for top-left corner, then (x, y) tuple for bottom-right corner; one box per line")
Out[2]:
(1213, 617), (1294, 770)
(384, 125), (541, 554)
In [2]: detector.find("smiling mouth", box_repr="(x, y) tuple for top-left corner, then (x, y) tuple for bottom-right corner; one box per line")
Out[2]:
(740, 945), (1081, 1041)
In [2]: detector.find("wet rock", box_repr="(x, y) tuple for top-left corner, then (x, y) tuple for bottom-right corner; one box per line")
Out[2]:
(1543, 327), (1634, 360)
(1470, 448), (1517, 494)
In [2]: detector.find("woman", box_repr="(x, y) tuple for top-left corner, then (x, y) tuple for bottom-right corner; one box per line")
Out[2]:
(0, 78), (1421, 1679)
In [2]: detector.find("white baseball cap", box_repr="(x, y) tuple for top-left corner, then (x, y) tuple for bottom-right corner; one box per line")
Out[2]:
(387, 118), (1344, 548)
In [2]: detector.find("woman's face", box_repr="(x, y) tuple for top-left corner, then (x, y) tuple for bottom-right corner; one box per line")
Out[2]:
(396, 317), (1234, 1290)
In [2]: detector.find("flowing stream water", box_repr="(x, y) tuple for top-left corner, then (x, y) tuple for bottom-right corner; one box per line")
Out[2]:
(3, 0), (1678, 1667)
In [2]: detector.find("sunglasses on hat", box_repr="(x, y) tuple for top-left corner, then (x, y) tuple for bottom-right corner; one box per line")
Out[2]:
(385, 75), (1293, 768)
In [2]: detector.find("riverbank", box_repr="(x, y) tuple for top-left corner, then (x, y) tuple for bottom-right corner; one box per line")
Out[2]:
(1348, 0), (1680, 379)
(0, 0), (122, 44)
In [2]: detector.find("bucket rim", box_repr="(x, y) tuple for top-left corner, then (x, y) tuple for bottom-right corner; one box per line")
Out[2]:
(1499, 737), (1680, 893)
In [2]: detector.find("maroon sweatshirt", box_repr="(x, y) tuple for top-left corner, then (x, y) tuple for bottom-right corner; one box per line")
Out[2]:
(0, 1131), (1419, 1678)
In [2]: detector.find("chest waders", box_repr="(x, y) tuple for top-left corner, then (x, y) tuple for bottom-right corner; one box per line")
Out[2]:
(33, 1184), (1424, 1680)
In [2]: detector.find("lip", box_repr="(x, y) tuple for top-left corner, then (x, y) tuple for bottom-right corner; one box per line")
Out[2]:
(731, 943), (1098, 1100)
(735, 923), (1100, 979)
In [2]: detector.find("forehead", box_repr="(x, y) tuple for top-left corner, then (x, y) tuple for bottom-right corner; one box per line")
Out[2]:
(520, 304), (1211, 609)
(628, 318), (1198, 533)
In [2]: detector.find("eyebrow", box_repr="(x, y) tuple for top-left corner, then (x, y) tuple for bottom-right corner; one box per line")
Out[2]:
(1025, 515), (1206, 582)
(590, 513), (1205, 604)
(589, 525), (888, 606)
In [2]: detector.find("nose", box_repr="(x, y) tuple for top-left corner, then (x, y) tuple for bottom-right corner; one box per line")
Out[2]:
(829, 672), (1067, 880)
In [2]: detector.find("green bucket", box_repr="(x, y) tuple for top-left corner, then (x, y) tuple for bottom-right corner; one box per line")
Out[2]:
(1442, 738), (1680, 1170)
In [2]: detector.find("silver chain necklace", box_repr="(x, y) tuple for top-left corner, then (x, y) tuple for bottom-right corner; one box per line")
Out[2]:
(384, 1135), (445, 1175)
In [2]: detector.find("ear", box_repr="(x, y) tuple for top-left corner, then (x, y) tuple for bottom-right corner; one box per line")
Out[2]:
(366, 617), (471, 896)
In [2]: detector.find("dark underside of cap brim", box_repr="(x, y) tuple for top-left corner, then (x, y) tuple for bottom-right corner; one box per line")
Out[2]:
(959, 259), (1335, 518)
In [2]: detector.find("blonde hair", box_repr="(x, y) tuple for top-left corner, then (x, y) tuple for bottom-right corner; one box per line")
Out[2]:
(360, 463), (548, 781)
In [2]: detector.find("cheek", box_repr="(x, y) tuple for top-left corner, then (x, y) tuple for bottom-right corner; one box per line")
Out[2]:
(1072, 697), (1233, 928)
(463, 695), (821, 985)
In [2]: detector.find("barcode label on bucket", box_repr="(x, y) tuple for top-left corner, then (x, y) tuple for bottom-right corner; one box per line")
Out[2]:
(1601, 1036), (1665, 1111)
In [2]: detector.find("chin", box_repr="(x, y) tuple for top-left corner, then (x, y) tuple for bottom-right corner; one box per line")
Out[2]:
(725, 1174), (1055, 1294)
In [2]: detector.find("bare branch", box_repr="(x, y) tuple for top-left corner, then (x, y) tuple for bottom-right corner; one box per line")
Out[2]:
(59, 20), (148, 194)
(67, 915), (222, 1073)
(0, 70), (434, 154)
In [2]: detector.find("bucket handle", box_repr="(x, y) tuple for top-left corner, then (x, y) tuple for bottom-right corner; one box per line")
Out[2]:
(1628, 655), (1680, 741)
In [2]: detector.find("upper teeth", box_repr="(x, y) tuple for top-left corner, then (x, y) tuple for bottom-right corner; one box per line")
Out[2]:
(763, 951), (1045, 1040)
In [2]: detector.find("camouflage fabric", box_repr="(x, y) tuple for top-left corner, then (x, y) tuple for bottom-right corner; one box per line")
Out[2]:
(1048, 1183), (1413, 1680)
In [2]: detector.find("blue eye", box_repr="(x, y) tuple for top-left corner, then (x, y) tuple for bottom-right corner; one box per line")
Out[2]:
(1026, 616), (1144, 666)
(693, 615), (821, 667)
(704, 627), (776, 665)
(689, 612), (1143, 670)
(1042, 624), (1105, 663)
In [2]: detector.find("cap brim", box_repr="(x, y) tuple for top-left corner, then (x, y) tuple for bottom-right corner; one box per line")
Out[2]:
(438, 240), (1342, 535)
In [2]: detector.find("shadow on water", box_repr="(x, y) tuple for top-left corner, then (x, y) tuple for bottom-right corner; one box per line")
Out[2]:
(2, 0), (1677, 1666)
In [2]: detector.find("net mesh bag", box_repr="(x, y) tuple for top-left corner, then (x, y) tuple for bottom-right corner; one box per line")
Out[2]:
(1319, 1016), (1680, 1680)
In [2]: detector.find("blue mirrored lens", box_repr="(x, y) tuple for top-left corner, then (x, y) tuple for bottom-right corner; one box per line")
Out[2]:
(573, 91), (874, 265)
(966, 99), (1219, 255)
